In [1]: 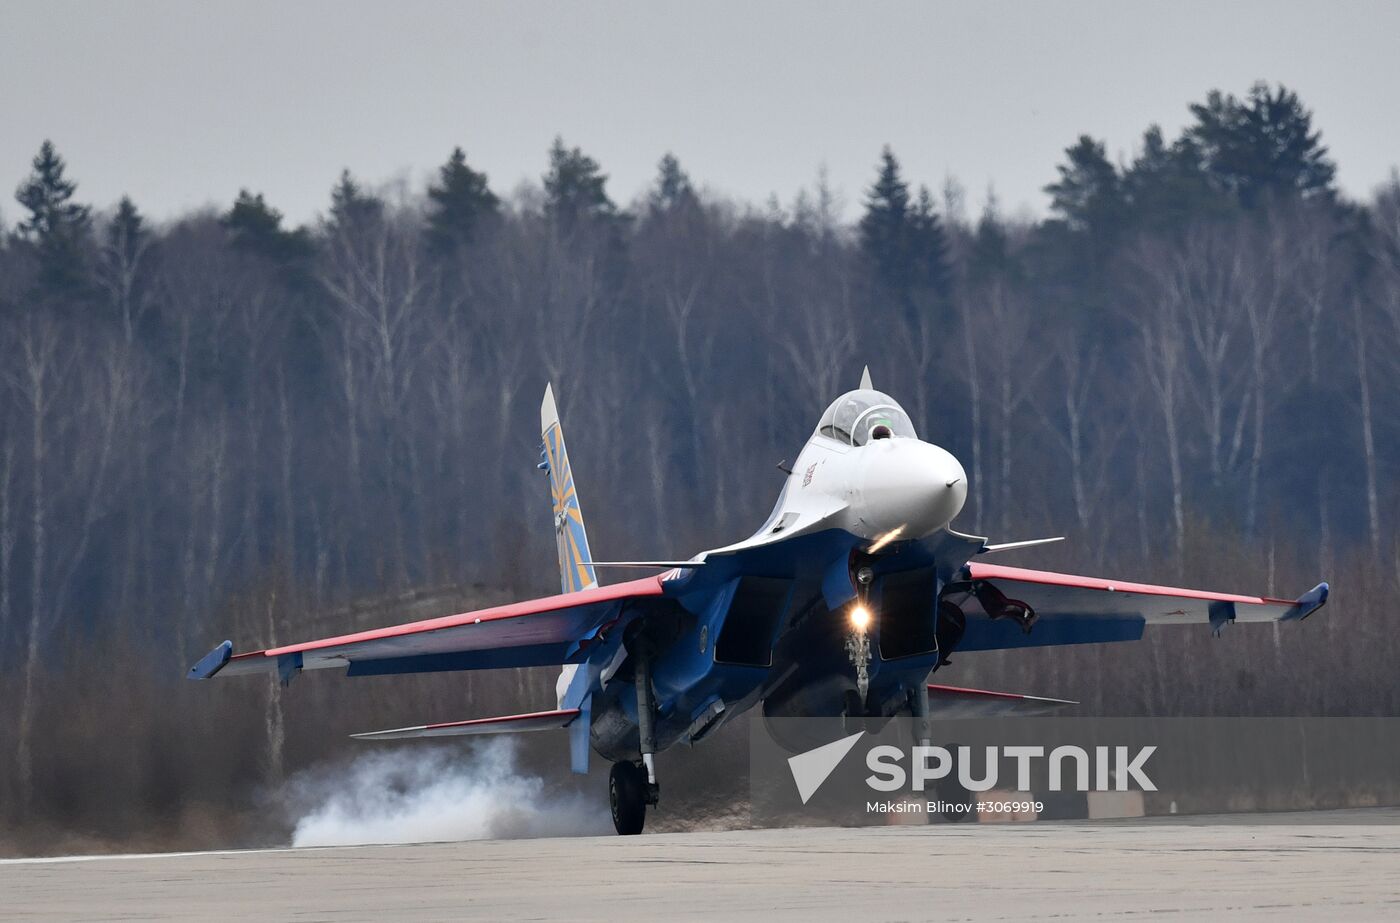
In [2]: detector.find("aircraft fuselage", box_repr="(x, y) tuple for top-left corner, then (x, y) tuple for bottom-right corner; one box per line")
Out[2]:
(586, 388), (974, 761)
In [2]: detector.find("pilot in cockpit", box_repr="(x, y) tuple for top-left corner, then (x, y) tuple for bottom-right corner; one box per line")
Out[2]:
(816, 390), (918, 447)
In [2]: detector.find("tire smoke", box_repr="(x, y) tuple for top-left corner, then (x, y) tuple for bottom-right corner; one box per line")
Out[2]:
(286, 738), (609, 846)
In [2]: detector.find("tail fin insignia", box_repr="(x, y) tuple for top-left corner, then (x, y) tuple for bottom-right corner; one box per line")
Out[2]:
(541, 384), (598, 595)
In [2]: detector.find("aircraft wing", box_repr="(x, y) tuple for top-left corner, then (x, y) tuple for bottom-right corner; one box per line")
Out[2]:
(926, 683), (1077, 717)
(187, 575), (666, 681)
(948, 562), (1328, 652)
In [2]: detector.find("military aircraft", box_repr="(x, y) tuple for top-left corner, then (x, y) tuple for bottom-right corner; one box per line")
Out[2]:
(190, 369), (1328, 834)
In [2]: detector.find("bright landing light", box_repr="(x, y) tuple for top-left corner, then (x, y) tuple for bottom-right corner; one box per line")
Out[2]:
(849, 604), (872, 632)
(867, 525), (905, 554)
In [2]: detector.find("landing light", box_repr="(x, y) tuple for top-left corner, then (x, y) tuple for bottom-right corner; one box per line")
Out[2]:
(867, 525), (905, 554)
(849, 604), (872, 632)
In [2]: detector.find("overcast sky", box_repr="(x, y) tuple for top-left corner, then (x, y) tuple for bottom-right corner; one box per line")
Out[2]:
(3, 0), (1398, 228)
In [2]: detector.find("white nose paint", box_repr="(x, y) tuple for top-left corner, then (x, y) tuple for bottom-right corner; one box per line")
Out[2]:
(851, 439), (967, 539)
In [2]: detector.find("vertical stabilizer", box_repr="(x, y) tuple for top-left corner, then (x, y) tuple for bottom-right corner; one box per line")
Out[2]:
(540, 384), (598, 595)
(860, 365), (873, 390)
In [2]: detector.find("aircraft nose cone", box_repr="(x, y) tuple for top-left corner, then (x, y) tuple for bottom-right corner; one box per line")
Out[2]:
(854, 440), (967, 539)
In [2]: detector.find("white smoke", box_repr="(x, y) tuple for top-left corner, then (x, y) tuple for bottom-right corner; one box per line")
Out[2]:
(286, 738), (610, 847)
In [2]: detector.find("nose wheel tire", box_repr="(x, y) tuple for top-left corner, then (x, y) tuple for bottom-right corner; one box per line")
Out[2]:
(610, 760), (647, 835)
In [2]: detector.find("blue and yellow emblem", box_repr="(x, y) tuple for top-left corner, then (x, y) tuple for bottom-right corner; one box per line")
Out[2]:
(541, 421), (597, 595)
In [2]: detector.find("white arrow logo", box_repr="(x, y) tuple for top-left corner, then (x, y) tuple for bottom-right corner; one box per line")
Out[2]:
(787, 731), (865, 804)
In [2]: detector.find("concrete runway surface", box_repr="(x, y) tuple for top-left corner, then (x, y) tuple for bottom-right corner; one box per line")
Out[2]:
(4, 819), (1399, 921)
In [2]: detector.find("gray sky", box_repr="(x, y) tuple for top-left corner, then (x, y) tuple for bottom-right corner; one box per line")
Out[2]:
(3, 0), (1397, 228)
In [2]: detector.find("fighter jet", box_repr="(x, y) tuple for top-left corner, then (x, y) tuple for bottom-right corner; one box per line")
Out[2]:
(190, 369), (1328, 834)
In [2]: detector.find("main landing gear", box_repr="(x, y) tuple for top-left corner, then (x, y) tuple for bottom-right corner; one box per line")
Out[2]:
(611, 641), (661, 835)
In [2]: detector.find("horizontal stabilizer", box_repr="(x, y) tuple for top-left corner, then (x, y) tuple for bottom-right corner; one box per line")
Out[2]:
(352, 707), (581, 741)
(927, 683), (1077, 718)
(980, 537), (1065, 554)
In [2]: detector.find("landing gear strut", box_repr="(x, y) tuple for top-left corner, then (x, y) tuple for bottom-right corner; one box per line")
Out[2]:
(846, 564), (875, 706)
(910, 681), (931, 747)
(612, 643), (661, 835)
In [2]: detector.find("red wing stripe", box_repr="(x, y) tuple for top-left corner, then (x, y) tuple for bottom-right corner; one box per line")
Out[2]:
(967, 563), (1291, 606)
(424, 708), (580, 731)
(928, 683), (1031, 701)
(255, 575), (665, 659)
(928, 684), (1075, 705)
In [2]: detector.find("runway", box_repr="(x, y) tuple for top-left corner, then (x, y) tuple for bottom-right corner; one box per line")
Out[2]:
(5, 818), (1400, 921)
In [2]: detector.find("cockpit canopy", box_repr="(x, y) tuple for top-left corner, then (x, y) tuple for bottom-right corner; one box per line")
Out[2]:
(816, 389), (918, 446)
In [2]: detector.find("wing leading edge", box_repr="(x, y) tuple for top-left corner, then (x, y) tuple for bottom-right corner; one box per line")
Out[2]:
(187, 575), (667, 681)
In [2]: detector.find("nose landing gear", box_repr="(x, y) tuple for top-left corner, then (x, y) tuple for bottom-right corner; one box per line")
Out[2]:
(845, 564), (876, 705)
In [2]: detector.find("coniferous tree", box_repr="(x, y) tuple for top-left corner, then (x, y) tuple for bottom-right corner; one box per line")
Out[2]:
(98, 196), (154, 338)
(1188, 82), (1337, 208)
(223, 189), (314, 277)
(328, 169), (384, 233)
(859, 146), (913, 292)
(543, 137), (618, 234)
(1044, 135), (1125, 236)
(648, 152), (699, 218)
(1122, 125), (1222, 231)
(909, 185), (951, 296)
(14, 140), (92, 296)
(425, 148), (497, 255)
(967, 194), (1014, 286)
(105, 196), (145, 267)
(860, 148), (950, 303)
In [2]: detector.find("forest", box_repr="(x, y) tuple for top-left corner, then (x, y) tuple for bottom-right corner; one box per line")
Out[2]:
(1, 81), (1397, 852)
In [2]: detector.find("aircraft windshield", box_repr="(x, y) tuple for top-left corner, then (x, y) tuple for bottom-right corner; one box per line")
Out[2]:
(816, 390), (917, 446)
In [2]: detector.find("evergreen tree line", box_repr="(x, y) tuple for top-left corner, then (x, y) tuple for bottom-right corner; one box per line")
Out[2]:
(1, 83), (1398, 850)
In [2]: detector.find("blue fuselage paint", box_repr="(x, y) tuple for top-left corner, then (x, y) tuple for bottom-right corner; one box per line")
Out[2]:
(583, 527), (982, 763)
